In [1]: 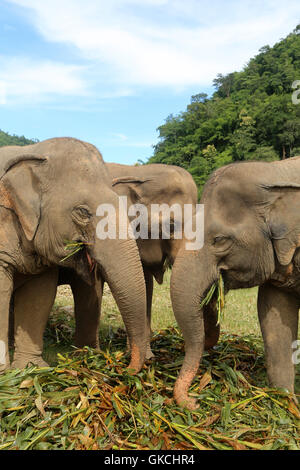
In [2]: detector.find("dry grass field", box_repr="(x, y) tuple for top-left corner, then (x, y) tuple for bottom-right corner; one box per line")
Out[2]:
(1, 271), (299, 450)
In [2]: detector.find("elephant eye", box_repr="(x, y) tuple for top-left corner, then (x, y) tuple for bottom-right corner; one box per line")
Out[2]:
(213, 235), (233, 251)
(72, 205), (92, 225)
(213, 236), (227, 244)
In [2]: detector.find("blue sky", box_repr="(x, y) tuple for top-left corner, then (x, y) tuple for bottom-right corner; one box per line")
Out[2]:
(0, 1), (299, 164)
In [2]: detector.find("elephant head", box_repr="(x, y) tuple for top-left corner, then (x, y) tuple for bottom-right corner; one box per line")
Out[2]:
(0, 138), (147, 373)
(171, 156), (300, 408)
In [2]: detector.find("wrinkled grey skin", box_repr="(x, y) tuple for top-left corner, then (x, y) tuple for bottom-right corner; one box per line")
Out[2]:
(171, 156), (300, 409)
(1, 138), (147, 374)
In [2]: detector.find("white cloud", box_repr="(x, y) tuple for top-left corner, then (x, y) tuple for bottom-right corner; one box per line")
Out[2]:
(5, 0), (300, 91)
(111, 132), (129, 141)
(0, 56), (88, 104)
(109, 132), (152, 148)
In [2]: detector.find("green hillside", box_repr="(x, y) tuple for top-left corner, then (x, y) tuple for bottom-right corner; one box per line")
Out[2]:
(0, 129), (37, 147)
(149, 25), (300, 195)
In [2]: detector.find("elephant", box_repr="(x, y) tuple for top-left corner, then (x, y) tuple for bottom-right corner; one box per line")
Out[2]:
(108, 164), (220, 352)
(0, 137), (148, 374)
(9, 160), (219, 386)
(105, 163), (199, 356)
(11, 161), (214, 367)
(171, 156), (300, 408)
(72, 162), (218, 358)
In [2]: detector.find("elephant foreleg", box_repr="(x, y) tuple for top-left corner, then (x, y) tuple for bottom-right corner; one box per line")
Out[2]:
(258, 283), (299, 393)
(144, 268), (154, 359)
(72, 273), (103, 349)
(0, 268), (13, 373)
(126, 267), (154, 359)
(12, 268), (58, 369)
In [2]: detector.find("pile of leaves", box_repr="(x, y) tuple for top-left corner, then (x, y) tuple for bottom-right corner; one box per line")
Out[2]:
(0, 327), (299, 450)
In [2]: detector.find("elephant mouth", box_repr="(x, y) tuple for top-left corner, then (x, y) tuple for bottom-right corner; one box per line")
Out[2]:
(222, 270), (257, 290)
(61, 240), (96, 284)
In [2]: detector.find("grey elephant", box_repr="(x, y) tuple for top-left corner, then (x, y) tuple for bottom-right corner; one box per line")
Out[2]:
(11, 162), (201, 363)
(0, 137), (147, 374)
(107, 163), (219, 354)
(72, 162), (221, 358)
(11, 161), (221, 376)
(106, 163), (199, 356)
(9, 160), (219, 391)
(171, 156), (300, 408)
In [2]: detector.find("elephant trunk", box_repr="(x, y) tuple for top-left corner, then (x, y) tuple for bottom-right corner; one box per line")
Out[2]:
(92, 235), (147, 374)
(171, 247), (218, 409)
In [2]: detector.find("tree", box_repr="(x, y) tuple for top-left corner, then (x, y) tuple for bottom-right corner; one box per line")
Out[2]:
(230, 109), (257, 160)
(0, 129), (37, 147)
(148, 26), (300, 193)
(213, 73), (235, 98)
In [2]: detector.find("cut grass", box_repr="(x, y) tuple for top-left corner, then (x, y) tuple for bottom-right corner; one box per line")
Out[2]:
(1, 330), (299, 450)
(199, 274), (225, 325)
(60, 241), (88, 263)
(1, 270), (299, 450)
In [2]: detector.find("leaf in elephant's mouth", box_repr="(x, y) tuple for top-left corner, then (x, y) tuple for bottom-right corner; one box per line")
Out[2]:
(60, 240), (91, 263)
(200, 273), (225, 325)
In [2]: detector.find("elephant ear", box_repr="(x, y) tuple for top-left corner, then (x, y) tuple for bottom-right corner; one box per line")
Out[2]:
(0, 155), (47, 241)
(112, 176), (152, 203)
(264, 183), (300, 266)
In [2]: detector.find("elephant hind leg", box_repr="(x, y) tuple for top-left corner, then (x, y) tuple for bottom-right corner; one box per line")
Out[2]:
(8, 295), (15, 349)
(71, 271), (103, 349)
(203, 299), (220, 350)
(12, 268), (58, 369)
(258, 283), (299, 393)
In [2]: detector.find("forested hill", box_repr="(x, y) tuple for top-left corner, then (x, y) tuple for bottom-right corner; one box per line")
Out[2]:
(149, 25), (300, 195)
(0, 129), (37, 147)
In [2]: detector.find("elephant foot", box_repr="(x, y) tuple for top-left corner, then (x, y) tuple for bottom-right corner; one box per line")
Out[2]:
(0, 364), (10, 374)
(127, 337), (154, 360)
(204, 334), (219, 350)
(74, 335), (99, 349)
(174, 368), (199, 410)
(127, 342), (147, 374)
(175, 396), (199, 411)
(11, 354), (50, 369)
(146, 344), (155, 360)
